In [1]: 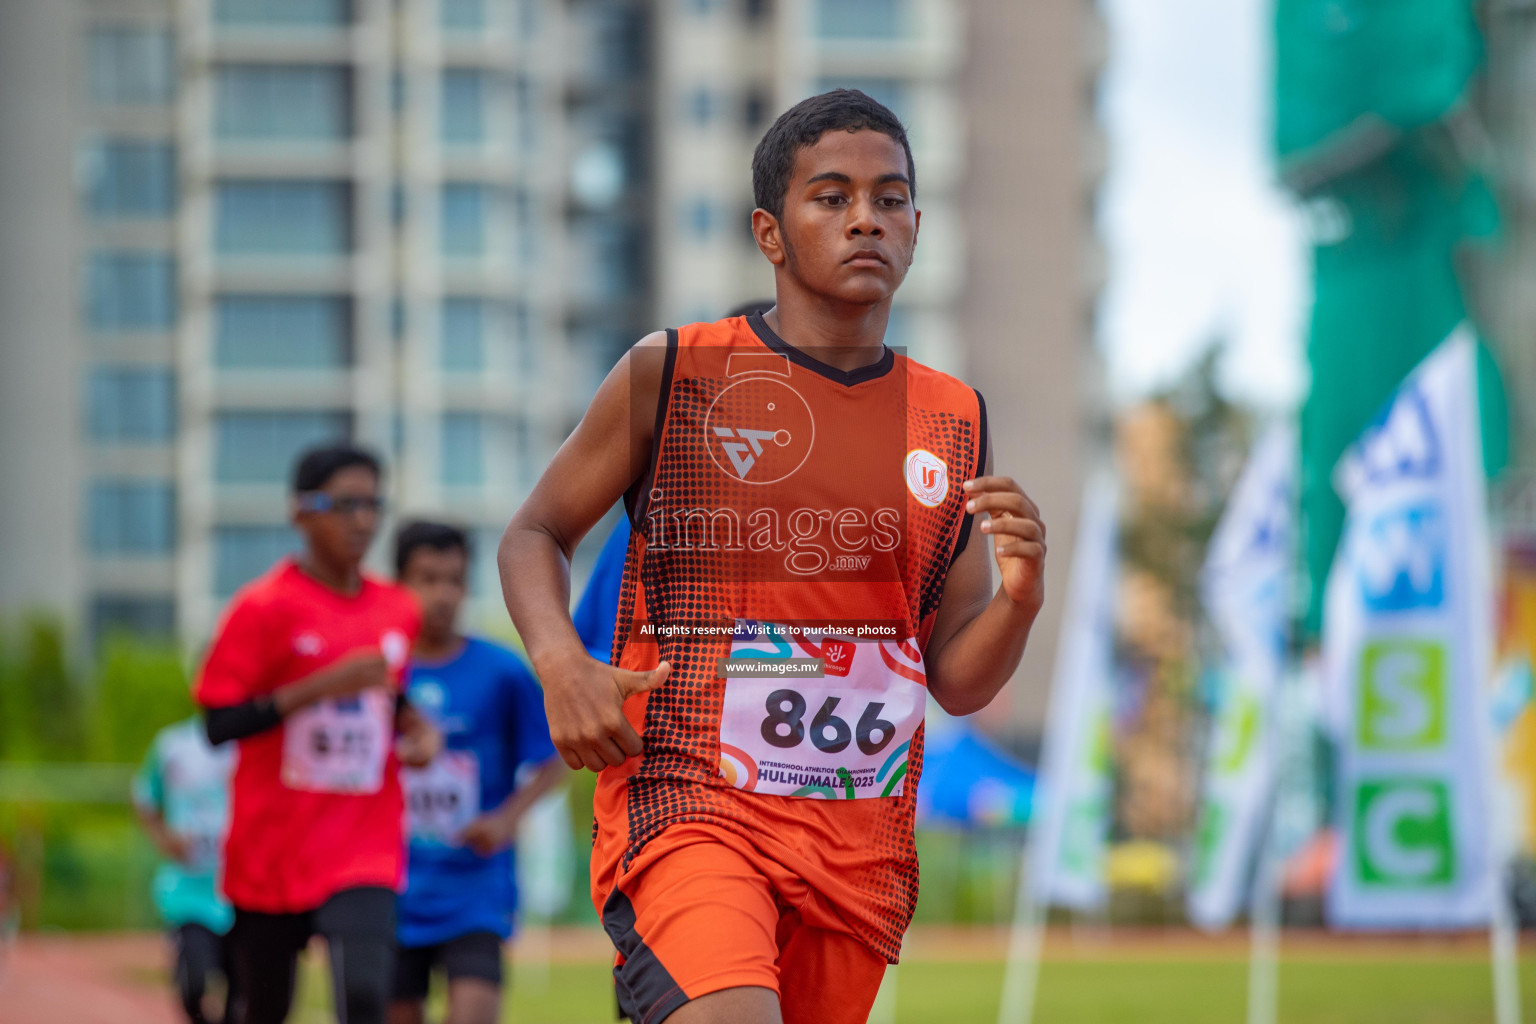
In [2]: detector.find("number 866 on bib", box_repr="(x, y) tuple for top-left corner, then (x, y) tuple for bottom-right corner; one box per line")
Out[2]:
(715, 635), (927, 800)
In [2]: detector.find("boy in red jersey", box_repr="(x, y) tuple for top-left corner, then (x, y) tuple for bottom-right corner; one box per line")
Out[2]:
(499, 90), (1047, 1024)
(196, 445), (440, 1024)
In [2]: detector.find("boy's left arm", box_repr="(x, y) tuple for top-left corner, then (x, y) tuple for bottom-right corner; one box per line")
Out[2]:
(461, 756), (568, 857)
(923, 450), (1047, 716)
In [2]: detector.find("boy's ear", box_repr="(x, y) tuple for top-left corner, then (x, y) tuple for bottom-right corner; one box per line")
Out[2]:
(752, 208), (787, 267)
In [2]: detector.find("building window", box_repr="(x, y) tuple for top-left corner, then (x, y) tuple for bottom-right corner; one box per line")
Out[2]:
(88, 480), (175, 555)
(743, 89), (769, 130)
(215, 296), (351, 369)
(441, 412), (483, 486)
(215, 410), (352, 483)
(686, 87), (718, 126)
(216, 65), (352, 140)
(685, 198), (718, 239)
(216, 180), (352, 255)
(91, 595), (176, 643)
(214, 0), (352, 25)
(214, 526), (301, 597)
(814, 76), (908, 123)
(512, 417), (536, 492)
(86, 141), (176, 218)
(88, 366), (176, 442)
(89, 28), (174, 106)
(814, 0), (906, 40)
(513, 188), (538, 265)
(441, 70), (487, 145)
(514, 306), (540, 376)
(514, 76), (539, 151)
(441, 299), (485, 372)
(441, 184), (487, 257)
(391, 296), (407, 339)
(87, 251), (176, 332)
(391, 70), (407, 114)
(440, 0), (485, 29)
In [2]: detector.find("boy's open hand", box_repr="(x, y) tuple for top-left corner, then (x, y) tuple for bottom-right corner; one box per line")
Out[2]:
(963, 476), (1046, 611)
(544, 657), (671, 772)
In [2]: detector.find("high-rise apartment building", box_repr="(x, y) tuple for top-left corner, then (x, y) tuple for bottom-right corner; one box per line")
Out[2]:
(0, 0), (607, 644)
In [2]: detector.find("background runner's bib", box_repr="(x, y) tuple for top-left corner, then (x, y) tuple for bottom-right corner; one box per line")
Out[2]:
(403, 749), (481, 845)
(179, 792), (227, 872)
(717, 623), (926, 799)
(281, 688), (392, 794)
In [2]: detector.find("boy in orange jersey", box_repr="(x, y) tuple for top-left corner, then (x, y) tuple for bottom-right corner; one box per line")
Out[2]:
(499, 90), (1047, 1024)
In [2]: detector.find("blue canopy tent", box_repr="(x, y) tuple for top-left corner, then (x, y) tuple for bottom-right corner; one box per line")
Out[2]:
(917, 715), (1035, 829)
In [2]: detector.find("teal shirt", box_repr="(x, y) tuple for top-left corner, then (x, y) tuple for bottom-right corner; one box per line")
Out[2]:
(133, 719), (235, 933)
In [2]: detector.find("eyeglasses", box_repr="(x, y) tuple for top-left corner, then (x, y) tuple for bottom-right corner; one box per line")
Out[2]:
(296, 493), (386, 516)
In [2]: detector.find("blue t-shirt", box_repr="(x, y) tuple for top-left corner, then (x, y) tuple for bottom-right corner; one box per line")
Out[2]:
(572, 517), (629, 663)
(398, 637), (557, 947)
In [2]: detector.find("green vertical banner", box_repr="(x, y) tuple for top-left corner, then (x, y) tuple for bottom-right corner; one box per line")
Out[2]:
(1275, 0), (1507, 637)
(1326, 330), (1493, 927)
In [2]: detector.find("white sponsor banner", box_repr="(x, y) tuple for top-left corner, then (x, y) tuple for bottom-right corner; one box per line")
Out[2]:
(1188, 423), (1296, 930)
(1030, 473), (1117, 911)
(1326, 328), (1494, 929)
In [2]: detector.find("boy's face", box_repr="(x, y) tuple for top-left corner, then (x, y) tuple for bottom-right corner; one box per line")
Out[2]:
(292, 465), (380, 570)
(762, 129), (919, 306)
(399, 546), (468, 639)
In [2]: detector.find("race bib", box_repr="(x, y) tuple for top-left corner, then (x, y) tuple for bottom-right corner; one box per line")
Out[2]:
(281, 689), (392, 794)
(177, 796), (226, 872)
(403, 749), (481, 845)
(716, 622), (926, 799)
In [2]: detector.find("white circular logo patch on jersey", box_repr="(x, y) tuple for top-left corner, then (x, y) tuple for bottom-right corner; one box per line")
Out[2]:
(904, 449), (949, 507)
(381, 630), (410, 670)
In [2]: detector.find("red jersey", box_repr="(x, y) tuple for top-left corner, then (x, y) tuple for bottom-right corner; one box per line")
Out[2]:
(592, 315), (987, 961)
(194, 559), (420, 912)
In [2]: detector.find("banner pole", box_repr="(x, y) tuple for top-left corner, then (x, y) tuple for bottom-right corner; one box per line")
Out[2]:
(1491, 874), (1521, 1024)
(1487, 673), (1521, 1024)
(1245, 788), (1283, 1024)
(998, 840), (1048, 1024)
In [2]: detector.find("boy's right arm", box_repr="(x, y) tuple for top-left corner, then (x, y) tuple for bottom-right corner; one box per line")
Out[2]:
(498, 333), (673, 773)
(203, 654), (389, 745)
(197, 594), (391, 745)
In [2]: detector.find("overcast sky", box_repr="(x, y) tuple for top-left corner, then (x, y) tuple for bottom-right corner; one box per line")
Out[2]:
(1096, 0), (1311, 411)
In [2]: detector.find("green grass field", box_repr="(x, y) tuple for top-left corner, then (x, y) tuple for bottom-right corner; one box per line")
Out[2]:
(286, 937), (1536, 1024)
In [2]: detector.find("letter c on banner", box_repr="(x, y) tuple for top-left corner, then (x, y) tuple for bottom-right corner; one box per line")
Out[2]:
(1364, 785), (1445, 882)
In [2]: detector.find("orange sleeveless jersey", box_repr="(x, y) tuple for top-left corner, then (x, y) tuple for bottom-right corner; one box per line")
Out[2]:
(592, 314), (987, 961)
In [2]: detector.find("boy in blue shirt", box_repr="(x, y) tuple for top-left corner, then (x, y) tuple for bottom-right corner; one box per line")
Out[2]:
(133, 716), (237, 1024)
(391, 522), (566, 1024)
